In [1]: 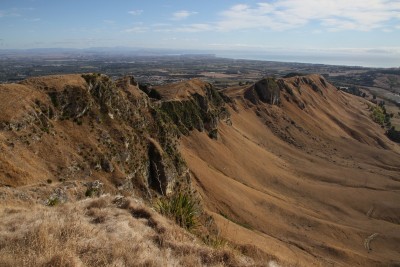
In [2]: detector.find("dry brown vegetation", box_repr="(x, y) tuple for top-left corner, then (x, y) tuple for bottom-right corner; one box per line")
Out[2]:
(1, 73), (400, 266)
(181, 75), (400, 266)
(0, 192), (270, 267)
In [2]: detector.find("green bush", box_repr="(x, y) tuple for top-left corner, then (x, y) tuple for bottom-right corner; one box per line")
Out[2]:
(371, 105), (386, 125)
(46, 196), (59, 206)
(156, 191), (200, 230)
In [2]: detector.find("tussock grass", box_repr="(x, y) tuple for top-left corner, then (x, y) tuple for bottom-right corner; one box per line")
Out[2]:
(0, 195), (255, 267)
(203, 234), (227, 249)
(156, 191), (201, 230)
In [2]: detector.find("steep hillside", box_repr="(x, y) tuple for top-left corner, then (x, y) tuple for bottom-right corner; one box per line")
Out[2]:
(154, 79), (231, 138)
(181, 75), (400, 266)
(1, 74), (264, 266)
(1, 73), (399, 266)
(0, 74), (190, 196)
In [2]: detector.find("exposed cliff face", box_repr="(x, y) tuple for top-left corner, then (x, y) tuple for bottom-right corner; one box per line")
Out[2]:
(0, 74), (233, 197)
(0, 74), (190, 196)
(245, 77), (280, 105)
(243, 75), (330, 108)
(154, 79), (231, 139)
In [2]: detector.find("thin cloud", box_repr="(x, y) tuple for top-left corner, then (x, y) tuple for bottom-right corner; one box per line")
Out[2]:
(123, 26), (147, 33)
(175, 23), (211, 32)
(152, 23), (171, 27)
(153, 23), (173, 32)
(171, 10), (197, 21)
(103, 19), (115, 24)
(0, 7), (36, 18)
(215, 1), (400, 32)
(128, 10), (143, 16)
(366, 48), (391, 53)
(155, 23), (210, 33)
(23, 17), (40, 22)
(0, 10), (22, 18)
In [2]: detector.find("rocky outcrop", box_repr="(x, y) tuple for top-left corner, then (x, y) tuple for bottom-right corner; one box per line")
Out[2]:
(243, 75), (330, 108)
(156, 80), (231, 139)
(277, 79), (306, 110)
(0, 74), (193, 197)
(235, 74), (339, 147)
(0, 74), (231, 196)
(245, 78), (280, 105)
(292, 75), (327, 95)
(147, 138), (180, 195)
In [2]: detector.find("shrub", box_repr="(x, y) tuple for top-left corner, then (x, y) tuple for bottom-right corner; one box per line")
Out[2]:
(85, 188), (98, 198)
(85, 180), (103, 198)
(156, 191), (200, 230)
(46, 196), (59, 206)
(371, 105), (386, 125)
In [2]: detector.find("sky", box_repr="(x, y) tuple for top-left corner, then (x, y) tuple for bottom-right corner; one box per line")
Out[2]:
(1, 0), (400, 67)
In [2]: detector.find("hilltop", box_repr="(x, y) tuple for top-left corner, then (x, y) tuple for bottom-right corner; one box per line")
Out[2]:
(0, 73), (399, 266)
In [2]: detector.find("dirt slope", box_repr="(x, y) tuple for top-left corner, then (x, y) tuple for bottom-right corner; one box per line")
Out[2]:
(181, 75), (400, 266)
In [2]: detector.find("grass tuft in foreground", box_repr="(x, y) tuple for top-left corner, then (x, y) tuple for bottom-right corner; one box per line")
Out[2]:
(156, 190), (201, 231)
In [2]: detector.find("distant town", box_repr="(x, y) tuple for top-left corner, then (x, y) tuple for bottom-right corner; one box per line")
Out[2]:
(1, 49), (399, 112)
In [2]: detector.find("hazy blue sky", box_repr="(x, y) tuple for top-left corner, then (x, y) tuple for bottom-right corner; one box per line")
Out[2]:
(1, 0), (400, 66)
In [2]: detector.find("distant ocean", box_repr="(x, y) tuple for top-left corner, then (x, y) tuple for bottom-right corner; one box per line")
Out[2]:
(217, 53), (400, 68)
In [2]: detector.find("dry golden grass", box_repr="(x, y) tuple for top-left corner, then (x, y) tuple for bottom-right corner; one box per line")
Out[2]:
(180, 74), (400, 266)
(0, 194), (262, 267)
(154, 79), (209, 101)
